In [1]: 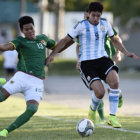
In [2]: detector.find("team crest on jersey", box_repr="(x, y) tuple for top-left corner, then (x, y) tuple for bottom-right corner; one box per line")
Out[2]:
(100, 25), (105, 31)
(41, 40), (46, 46)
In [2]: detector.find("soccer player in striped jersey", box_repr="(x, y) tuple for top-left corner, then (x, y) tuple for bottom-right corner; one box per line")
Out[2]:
(76, 8), (123, 125)
(46, 2), (139, 128)
(0, 16), (57, 137)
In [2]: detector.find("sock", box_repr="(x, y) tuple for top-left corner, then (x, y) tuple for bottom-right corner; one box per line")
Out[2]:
(91, 92), (101, 111)
(6, 103), (38, 133)
(0, 82), (3, 89)
(97, 100), (105, 120)
(119, 89), (122, 98)
(0, 90), (5, 102)
(0, 83), (5, 102)
(109, 88), (119, 115)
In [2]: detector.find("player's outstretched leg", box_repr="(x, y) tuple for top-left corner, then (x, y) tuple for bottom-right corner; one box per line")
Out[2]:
(97, 100), (106, 124)
(0, 78), (8, 137)
(0, 103), (38, 137)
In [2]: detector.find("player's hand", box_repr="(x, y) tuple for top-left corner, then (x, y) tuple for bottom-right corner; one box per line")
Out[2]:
(46, 55), (54, 67)
(76, 62), (80, 70)
(114, 51), (122, 63)
(126, 52), (140, 60)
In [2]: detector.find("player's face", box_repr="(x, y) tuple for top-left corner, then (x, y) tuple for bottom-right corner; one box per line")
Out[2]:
(88, 11), (102, 25)
(22, 23), (35, 39)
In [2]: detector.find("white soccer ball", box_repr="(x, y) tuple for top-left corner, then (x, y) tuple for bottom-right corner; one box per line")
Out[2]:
(76, 118), (95, 137)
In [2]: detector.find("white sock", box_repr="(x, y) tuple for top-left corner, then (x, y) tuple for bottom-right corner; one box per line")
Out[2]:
(91, 92), (101, 111)
(109, 88), (119, 115)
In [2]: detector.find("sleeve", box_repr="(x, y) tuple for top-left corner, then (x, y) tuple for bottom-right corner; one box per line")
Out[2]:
(68, 22), (82, 39)
(44, 35), (56, 50)
(9, 37), (21, 50)
(47, 39), (56, 50)
(106, 20), (114, 37)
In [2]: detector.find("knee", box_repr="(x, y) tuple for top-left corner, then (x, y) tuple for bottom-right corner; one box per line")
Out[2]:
(27, 104), (38, 115)
(94, 88), (105, 99)
(106, 71), (119, 89)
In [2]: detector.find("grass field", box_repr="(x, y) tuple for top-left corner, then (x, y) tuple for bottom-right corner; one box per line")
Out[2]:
(0, 97), (140, 140)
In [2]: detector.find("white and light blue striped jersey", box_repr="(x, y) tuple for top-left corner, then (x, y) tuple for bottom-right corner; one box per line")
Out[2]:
(68, 19), (114, 62)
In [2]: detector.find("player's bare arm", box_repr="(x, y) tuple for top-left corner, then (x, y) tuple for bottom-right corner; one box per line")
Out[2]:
(58, 39), (74, 53)
(110, 36), (139, 60)
(0, 43), (14, 51)
(46, 35), (73, 66)
(113, 49), (121, 63)
(76, 43), (80, 70)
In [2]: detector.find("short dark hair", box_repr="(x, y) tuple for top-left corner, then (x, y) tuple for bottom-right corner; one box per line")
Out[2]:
(18, 16), (34, 31)
(88, 2), (103, 13)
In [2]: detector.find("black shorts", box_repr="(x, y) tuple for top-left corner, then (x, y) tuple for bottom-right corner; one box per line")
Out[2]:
(79, 57), (118, 90)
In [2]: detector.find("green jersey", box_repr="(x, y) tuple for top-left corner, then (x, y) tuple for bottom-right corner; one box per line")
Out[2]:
(105, 28), (118, 60)
(10, 34), (56, 79)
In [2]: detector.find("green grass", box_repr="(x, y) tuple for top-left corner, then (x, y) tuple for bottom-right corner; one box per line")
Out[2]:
(0, 97), (140, 140)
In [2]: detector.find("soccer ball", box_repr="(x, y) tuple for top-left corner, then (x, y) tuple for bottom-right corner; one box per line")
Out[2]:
(76, 118), (95, 137)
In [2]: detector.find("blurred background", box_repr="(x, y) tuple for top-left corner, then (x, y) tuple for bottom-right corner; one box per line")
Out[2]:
(0, 0), (139, 117)
(0, 0), (139, 76)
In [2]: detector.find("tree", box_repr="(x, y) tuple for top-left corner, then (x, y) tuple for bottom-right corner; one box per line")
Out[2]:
(108, 0), (140, 26)
(65, 0), (107, 11)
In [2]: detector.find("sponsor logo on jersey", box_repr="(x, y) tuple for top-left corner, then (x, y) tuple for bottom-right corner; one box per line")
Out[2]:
(41, 40), (46, 46)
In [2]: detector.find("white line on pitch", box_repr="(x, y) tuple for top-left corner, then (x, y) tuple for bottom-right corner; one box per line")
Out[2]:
(39, 116), (140, 134)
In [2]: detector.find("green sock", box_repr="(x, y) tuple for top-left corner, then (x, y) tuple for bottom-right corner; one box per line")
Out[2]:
(6, 103), (38, 133)
(0, 90), (5, 102)
(0, 83), (5, 102)
(119, 92), (122, 99)
(97, 100), (105, 120)
(0, 83), (2, 89)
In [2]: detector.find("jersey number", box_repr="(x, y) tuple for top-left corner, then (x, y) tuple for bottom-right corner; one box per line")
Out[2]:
(95, 32), (99, 40)
(37, 43), (44, 49)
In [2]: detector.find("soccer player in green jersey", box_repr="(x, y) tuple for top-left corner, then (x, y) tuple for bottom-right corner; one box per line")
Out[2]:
(0, 16), (56, 137)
